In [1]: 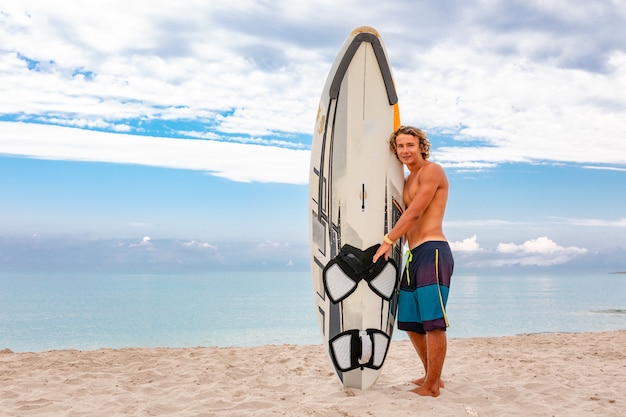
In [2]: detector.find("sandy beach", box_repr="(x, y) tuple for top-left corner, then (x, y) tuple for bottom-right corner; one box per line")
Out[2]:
(1, 331), (624, 416)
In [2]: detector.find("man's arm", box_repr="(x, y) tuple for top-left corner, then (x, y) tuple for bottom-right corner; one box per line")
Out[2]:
(372, 163), (444, 262)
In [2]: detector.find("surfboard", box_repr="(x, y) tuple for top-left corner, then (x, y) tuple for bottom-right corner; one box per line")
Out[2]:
(308, 26), (405, 390)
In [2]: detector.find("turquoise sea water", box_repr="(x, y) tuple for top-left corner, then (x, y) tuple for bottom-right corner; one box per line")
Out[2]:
(1, 271), (625, 352)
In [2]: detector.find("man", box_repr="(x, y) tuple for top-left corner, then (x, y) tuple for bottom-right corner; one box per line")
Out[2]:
(373, 125), (454, 397)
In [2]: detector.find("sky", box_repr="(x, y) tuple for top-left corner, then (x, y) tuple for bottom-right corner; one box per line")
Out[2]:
(1, 0), (625, 272)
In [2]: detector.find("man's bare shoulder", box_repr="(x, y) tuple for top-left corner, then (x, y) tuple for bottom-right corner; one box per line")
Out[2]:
(421, 161), (447, 179)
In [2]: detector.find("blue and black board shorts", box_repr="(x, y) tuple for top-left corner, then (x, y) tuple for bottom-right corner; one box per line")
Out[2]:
(398, 241), (454, 334)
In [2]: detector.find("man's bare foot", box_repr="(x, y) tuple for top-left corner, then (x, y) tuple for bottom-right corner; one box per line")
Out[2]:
(411, 377), (444, 388)
(411, 376), (425, 385)
(410, 385), (440, 397)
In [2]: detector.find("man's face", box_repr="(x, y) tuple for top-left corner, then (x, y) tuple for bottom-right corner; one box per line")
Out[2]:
(395, 133), (421, 165)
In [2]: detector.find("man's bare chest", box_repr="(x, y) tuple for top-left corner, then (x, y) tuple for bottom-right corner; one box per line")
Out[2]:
(403, 174), (420, 206)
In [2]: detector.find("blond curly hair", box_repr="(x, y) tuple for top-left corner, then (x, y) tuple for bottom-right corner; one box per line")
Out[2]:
(389, 125), (430, 160)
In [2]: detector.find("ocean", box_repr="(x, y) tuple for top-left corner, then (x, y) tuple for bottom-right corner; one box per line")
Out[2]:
(1, 270), (625, 352)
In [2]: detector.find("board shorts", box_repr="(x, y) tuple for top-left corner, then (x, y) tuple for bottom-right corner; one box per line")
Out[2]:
(398, 241), (454, 334)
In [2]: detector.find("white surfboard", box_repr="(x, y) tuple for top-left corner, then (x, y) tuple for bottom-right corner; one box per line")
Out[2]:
(308, 26), (405, 390)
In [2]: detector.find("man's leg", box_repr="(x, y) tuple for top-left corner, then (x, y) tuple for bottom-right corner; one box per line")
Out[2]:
(407, 331), (427, 384)
(412, 329), (447, 397)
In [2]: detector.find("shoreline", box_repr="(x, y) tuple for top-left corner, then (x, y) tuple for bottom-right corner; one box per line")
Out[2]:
(2, 331), (624, 416)
(5, 327), (626, 355)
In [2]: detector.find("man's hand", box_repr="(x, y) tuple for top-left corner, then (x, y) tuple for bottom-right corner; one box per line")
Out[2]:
(373, 242), (391, 263)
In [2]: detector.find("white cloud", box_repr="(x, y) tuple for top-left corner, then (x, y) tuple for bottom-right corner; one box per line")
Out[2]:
(256, 240), (287, 249)
(181, 240), (217, 250)
(583, 166), (626, 172)
(0, 2), (325, 137)
(549, 217), (626, 227)
(493, 236), (587, 266)
(450, 236), (588, 267)
(130, 236), (152, 247)
(398, 47), (626, 168)
(450, 235), (482, 252)
(1, 1), (626, 181)
(0, 122), (309, 184)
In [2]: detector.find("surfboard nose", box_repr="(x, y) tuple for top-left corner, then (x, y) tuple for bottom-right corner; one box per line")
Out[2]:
(350, 26), (380, 37)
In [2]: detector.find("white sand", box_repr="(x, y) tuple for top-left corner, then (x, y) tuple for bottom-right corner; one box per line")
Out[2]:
(1, 331), (624, 416)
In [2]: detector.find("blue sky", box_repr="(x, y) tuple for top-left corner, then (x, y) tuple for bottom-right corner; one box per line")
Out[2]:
(1, 1), (625, 272)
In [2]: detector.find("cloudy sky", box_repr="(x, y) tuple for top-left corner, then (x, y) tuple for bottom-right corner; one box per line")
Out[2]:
(1, 0), (625, 272)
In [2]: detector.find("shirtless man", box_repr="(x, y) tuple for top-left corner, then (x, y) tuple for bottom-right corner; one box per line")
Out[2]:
(373, 126), (454, 397)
